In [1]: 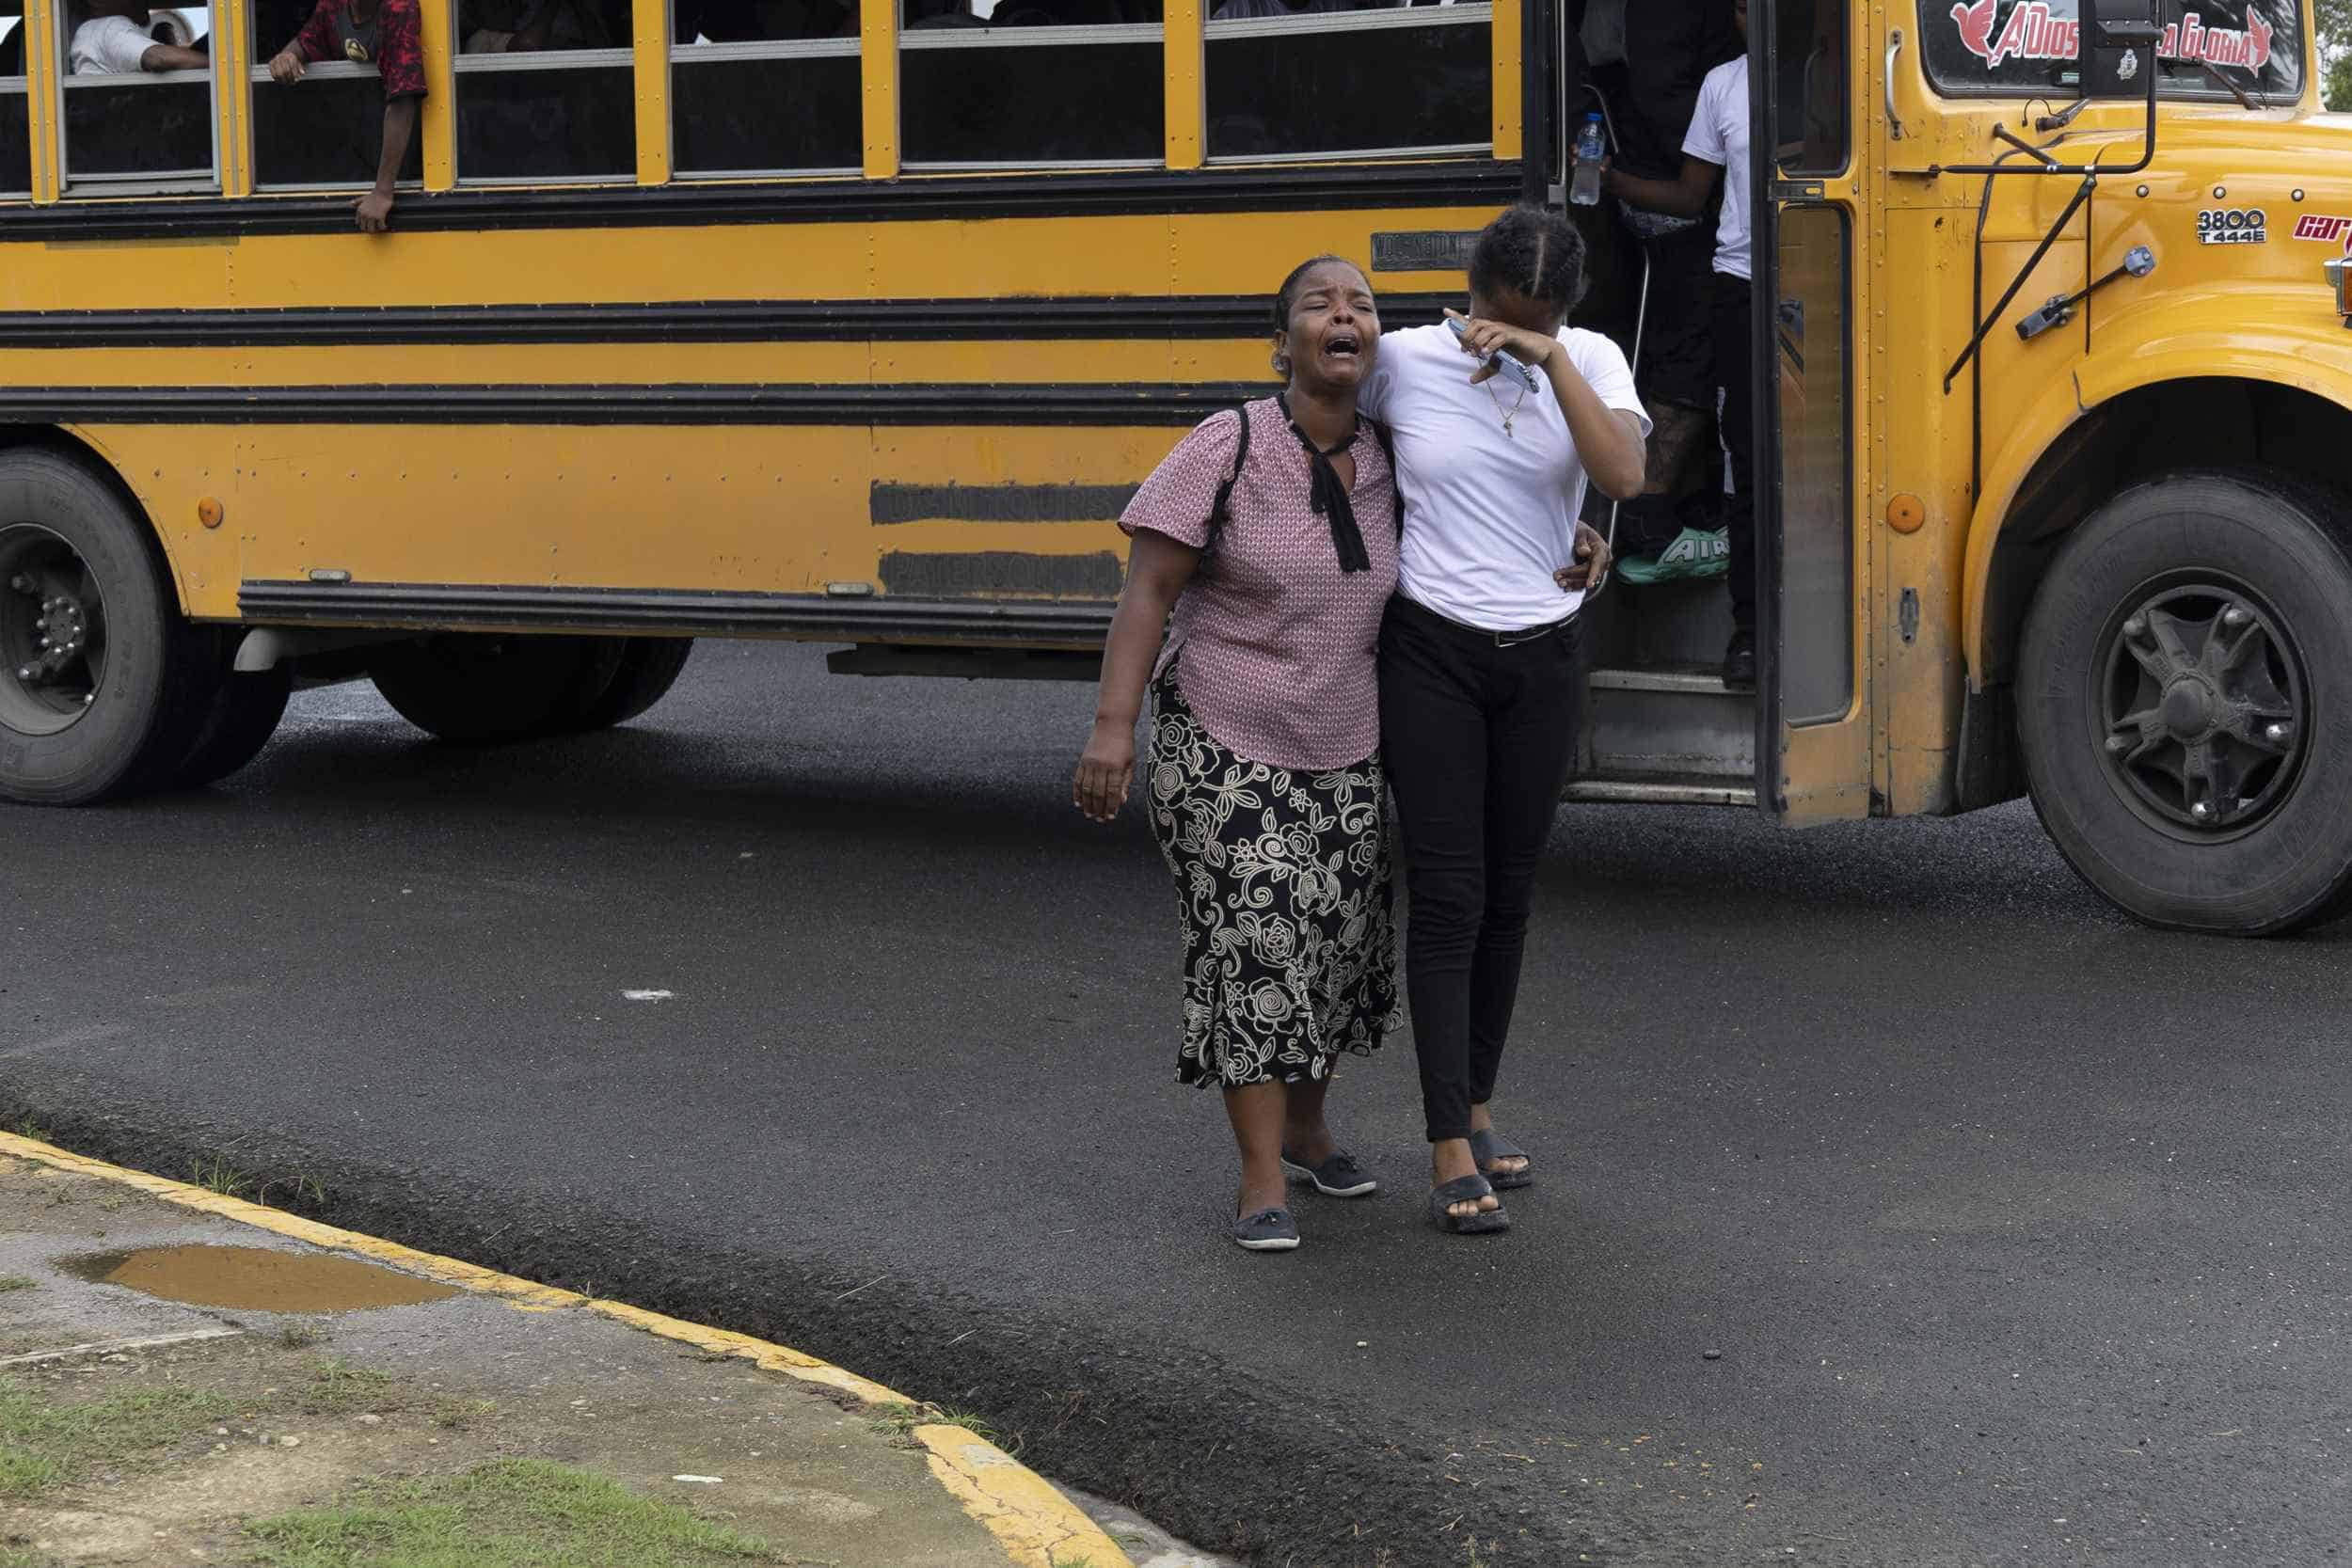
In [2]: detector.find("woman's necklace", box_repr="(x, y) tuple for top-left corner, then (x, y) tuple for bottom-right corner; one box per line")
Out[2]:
(1485, 376), (1530, 439)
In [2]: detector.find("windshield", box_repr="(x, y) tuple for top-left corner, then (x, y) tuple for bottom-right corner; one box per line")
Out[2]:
(1919, 1), (2304, 101)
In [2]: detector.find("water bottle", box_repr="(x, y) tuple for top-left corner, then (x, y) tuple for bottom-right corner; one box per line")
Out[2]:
(1569, 112), (1605, 207)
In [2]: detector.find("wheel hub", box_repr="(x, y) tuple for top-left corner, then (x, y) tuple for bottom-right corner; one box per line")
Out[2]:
(2100, 586), (2306, 833)
(0, 530), (108, 736)
(2157, 675), (2219, 739)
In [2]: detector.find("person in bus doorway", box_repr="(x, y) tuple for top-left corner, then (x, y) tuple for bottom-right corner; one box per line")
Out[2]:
(1605, 0), (1756, 686)
(1358, 207), (1647, 1234)
(69, 3), (209, 73)
(1073, 257), (1402, 1254)
(266, 0), (424, 233)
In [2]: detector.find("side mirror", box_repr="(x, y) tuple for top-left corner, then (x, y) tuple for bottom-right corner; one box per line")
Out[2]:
(2085, 0), (2162, 99)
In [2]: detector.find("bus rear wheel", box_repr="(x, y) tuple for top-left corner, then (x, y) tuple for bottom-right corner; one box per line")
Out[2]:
(563, 638), (693, 731)
(2018, 467), (2352, 935)
(0, 450), (221, 806)
(370, 632), (617, 744)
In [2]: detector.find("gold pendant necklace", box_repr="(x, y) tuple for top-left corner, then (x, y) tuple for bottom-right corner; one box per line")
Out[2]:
(1486, 377), (1529, 439)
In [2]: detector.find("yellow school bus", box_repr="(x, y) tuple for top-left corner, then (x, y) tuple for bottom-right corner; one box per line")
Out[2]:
(0, 0), (2344, 937)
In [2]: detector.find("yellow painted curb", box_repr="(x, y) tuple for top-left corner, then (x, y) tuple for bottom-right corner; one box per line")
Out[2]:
(0, 1132), (1135, 1568)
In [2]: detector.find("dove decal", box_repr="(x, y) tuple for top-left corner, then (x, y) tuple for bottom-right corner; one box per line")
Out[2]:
(1950, 0), (1998, 63)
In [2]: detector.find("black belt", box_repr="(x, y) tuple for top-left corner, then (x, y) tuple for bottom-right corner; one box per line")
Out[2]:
(1391, 594), (1575, 648)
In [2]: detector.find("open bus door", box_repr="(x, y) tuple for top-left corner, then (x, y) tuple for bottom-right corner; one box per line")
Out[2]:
(1755, 0), (1874, 824)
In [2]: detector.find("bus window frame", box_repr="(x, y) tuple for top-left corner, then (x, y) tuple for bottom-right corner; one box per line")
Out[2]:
(1, 9), (25, 201)
(667, 26), (863, 182)
(246, 54), (429, 192)
(56, 0), (223, 196)
(447, 0), (634, 187)
(1200, 2), (1493, 166)
(897, 18), (1168, 173)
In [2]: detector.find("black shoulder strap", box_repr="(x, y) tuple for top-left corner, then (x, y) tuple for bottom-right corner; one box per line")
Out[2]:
(1363, 415), (1404, 535)
(1204, 404), (1252, 549)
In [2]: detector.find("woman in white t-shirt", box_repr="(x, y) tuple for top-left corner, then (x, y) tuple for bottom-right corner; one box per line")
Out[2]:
(1357, 205), (1648, 1234)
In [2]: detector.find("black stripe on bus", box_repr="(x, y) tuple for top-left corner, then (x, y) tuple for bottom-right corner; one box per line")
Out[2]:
(879, 549), (1124, 599)
(0, 381), (1268, 426)
(0, 293), (1457, 349)
(0, 163), (1523, 245)
(236, 580), (1120, 645)
(870, 483), (1141, 525)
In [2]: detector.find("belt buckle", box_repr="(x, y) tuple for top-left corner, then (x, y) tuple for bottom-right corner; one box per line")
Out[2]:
(1494, 624), (1547, 648)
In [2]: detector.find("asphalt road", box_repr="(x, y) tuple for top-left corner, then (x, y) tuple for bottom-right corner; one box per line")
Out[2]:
(5, 641), (2349, 1568)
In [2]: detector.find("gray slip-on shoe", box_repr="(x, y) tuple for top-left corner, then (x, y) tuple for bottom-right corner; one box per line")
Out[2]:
(1279, 1148), (1378, 1198)
(1232, 1207), (1301, 1251)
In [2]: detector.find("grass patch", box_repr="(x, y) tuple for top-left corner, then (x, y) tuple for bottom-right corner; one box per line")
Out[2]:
(188, 1154), (254, 1200)
(0, 1545), (54, 1568)
(302, 1359), (395, 1416)
(429, 1394), (497, 1432)
(245, 1458), (792, 1567)
(0, 1376), (235, 1498)
(867, 1401), (994, 1446)
(0, 1277), (34, 1294)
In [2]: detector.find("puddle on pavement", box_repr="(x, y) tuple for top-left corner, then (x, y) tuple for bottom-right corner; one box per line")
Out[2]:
(63, 1244), (459, 1312)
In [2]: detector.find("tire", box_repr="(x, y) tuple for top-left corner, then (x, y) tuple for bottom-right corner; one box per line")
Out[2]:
(369, 633), (617, 744)
(565, 637), (693, 731)
(2017, 467), (2352, 935)
(173, 659), (294, 788)
(0, 449), (222, 806)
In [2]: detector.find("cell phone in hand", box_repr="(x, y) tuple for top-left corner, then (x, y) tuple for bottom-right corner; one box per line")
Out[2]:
(1446, 315), (1543, 392)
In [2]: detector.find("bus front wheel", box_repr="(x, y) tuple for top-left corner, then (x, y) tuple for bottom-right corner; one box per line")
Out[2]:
(2018, 467), (2352, 935)
(0, 450), (222, 806)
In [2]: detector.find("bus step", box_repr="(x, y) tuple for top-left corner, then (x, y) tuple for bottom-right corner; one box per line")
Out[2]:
(1583, 664), (1755, 780)
(1563, 774), (1760, 808)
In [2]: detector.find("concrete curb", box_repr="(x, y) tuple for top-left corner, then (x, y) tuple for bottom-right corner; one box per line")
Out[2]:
(0, 1130), (1135, 1568)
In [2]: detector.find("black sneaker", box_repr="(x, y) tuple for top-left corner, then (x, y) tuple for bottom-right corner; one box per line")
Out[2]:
(1723, 628), (1757, 689)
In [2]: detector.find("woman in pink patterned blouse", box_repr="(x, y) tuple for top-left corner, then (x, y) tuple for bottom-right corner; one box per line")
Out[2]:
(1073, 257), (1401, 1253)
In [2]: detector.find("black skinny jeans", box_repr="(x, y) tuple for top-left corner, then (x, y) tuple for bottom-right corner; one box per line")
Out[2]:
(1377, 595), (1582, 1145)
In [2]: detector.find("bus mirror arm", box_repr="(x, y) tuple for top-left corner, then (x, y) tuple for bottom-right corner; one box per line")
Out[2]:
(2015, 245), (2157, 341)
(1942, 172), (2096, 393)
(1922, 29), (2158, 180)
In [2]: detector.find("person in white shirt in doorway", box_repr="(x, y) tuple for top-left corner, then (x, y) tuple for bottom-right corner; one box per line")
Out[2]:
(1357, 204), (1648, 1235)
(1605, 0), (1756, 686)
(70, 3), (208, 73)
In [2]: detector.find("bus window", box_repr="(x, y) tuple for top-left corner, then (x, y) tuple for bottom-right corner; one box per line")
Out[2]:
(0, 6), (26, 198)
(898, 0), (1165, 168)
(59, 4), (218, 192)
(249, 0), (426, 188)
(1204, 2), (1491, 162)
(1776, 203), (1851, 726)
(1775, 0), (1845, 175)
(1915, 0), (2301, 103)
(672, 4), (860, 178)
(453, 0), (634, 182)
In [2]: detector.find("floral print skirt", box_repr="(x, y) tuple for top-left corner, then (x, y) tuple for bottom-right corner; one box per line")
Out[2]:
(1147, 666), (1399, 1089)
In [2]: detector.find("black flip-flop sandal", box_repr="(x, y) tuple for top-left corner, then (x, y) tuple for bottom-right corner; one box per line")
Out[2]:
(1470, 1128), (1534, 1190)
(1428, 1174), (1510, 1235)
(1279, 1148), (1378, 1198)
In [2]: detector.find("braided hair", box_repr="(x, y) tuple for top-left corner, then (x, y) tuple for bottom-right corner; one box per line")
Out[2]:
(1468, 205), (1588, 317)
